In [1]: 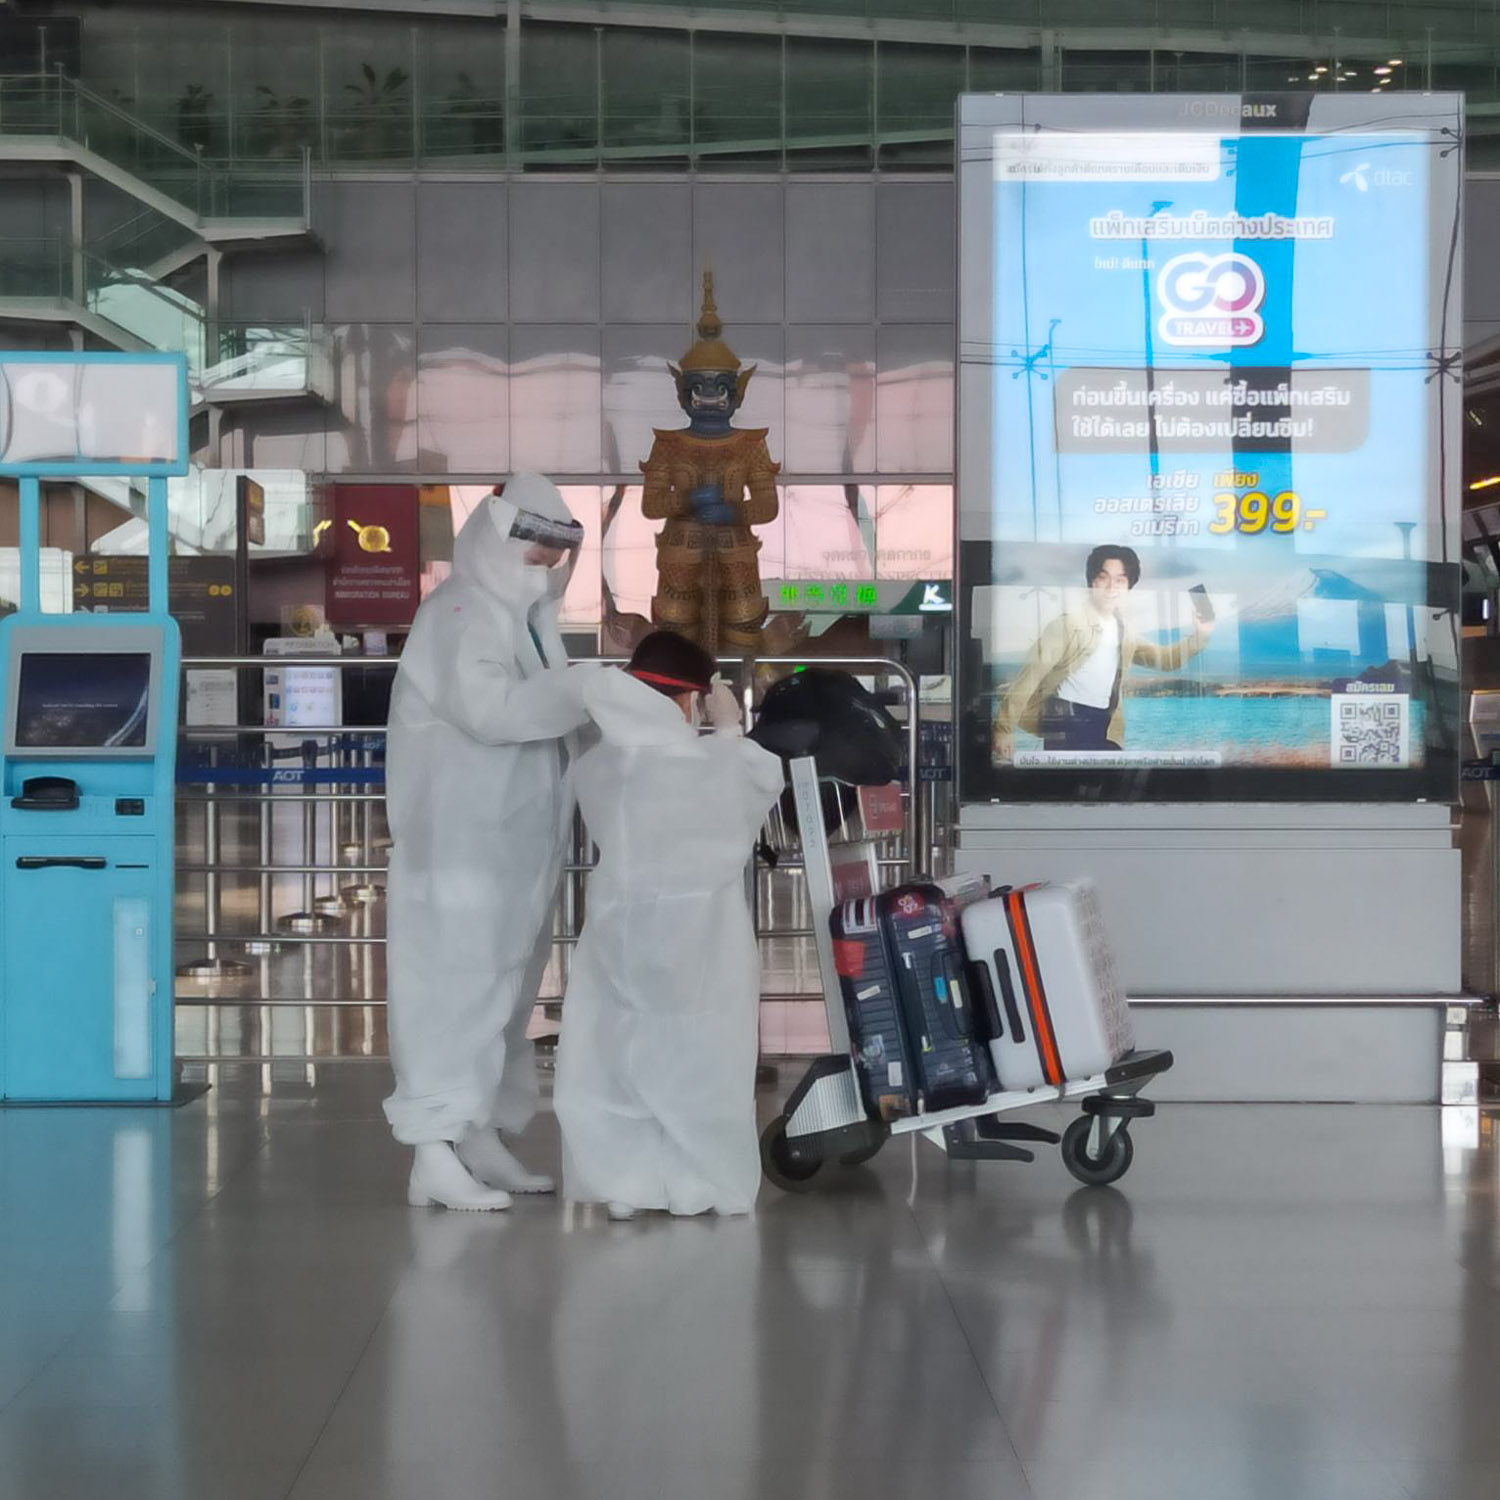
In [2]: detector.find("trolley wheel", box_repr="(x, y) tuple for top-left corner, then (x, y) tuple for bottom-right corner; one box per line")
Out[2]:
(839, 1137), (886, 1168)
(1060, 1116), (1135, 1188)
(760, 1115), (824, 1192)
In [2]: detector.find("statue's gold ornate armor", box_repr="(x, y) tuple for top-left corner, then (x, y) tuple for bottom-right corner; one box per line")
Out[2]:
(643, 274), (781, 653)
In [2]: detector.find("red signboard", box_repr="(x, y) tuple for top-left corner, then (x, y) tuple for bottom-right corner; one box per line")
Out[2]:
(327, 485), (420, 625)
(857, 782), (905, 836)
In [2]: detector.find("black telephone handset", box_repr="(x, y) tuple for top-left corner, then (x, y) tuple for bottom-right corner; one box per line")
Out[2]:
(12, 776), (80, 812)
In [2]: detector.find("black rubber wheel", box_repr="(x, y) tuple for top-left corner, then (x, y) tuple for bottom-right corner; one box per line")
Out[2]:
(1060, 1116), (1134, 1187)
(839, 1137), (886, 1168)
(760, 1115), (824, 1192)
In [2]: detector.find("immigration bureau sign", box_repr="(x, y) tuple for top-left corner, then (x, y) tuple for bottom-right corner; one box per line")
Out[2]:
(954, 92), (1464, 804)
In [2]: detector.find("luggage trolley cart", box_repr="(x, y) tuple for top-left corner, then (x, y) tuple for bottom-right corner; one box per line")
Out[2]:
(758, 757), (1173, 1193)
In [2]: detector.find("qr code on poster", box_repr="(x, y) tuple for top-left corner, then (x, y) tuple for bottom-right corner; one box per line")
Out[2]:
(1330, 694), (1410, 768)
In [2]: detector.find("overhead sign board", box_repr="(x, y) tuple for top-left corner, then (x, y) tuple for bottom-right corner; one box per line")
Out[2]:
(0, 353), (190, 478)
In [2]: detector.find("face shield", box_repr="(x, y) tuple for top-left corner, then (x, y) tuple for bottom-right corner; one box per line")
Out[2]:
(489, 493), (584, 602)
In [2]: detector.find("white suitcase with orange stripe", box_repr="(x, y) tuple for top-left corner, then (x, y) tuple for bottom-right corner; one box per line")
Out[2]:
(959, 881), (1134, 1091)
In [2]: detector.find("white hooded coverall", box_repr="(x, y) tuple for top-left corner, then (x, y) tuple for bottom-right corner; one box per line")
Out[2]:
(383, 477), (586, 1146)
(554, 668), (785, 1215)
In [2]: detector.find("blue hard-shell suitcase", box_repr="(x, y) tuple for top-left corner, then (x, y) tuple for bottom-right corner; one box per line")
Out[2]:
(880, 884), (992, 1113)
(832, 896), (918, 1123)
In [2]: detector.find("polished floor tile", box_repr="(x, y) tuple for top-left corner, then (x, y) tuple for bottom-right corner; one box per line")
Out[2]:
(1395, 1460), (1500, 1500)
(0, 1461), (296, 1500)
(1023, 1456), (1413, 1500)
(0, 1069), (1497, 1500)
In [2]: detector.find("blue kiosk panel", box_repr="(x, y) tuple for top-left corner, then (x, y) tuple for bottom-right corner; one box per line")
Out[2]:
(0, 351), (187, 1104)
(0, 620), (181, 1101)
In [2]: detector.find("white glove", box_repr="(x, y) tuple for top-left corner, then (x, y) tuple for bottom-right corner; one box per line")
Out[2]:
(703, 676), (743, 735)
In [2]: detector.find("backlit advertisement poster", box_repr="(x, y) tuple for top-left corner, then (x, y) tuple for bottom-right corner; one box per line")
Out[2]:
(956, 94), (1463, 802)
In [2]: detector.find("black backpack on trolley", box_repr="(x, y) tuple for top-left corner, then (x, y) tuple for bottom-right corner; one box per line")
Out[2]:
(749, 668), (904, 845)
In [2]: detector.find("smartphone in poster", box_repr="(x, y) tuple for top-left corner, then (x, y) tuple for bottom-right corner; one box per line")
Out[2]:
(958, 95), (1463, 802)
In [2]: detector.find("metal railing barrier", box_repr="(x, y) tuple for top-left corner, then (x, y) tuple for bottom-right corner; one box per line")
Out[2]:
(173, 653), (925, 1068)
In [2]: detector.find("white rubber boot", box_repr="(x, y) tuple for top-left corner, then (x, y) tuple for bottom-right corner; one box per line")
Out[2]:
(456, 1126), (556, 1195)
(408, 1142), (514, 1212)
(607, 1202), (638, 1222)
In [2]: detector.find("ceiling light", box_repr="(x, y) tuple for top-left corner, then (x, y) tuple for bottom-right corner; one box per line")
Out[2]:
(1314, 65), (1329, 74)
(1375, 65), (1392, 75)
(1389, 59), (1404, 66)
(1470, 476), (1500, 490)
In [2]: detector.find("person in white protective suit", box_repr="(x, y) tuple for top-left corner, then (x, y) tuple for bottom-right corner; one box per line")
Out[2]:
(554, 630), (785, 1220)
(384, 474), (588, 1211)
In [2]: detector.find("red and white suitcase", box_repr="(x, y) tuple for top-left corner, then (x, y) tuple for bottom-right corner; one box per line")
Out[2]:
(960, 881), (1133, 1091)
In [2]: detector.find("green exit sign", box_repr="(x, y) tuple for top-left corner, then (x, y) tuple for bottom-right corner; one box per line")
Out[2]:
(764, 579), (952, 615)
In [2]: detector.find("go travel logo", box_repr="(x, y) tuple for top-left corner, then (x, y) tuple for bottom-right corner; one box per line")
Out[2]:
(1156, 252), (1265, 348)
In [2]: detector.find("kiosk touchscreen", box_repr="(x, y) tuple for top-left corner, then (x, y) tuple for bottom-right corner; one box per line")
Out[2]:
(0, 351), (187, 1104)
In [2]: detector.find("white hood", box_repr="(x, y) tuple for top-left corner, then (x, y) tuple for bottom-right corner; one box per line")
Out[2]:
(580, 667), (696, 749)
(450, 473), (578, 610)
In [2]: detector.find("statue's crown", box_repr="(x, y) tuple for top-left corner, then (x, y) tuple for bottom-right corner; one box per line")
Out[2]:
(678, 269), (741, 373)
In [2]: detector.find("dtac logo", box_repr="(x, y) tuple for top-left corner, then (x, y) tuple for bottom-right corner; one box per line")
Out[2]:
(1157, 252), (1265, 348)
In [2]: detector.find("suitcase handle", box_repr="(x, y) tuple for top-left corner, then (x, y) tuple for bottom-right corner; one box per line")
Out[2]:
(965, 958), (1003, 1040)
(937, 951), (976, 1043)
(992, 948), (1027, 1045)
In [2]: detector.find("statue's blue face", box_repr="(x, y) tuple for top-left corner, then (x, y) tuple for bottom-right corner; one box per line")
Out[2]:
(679, 370), (739, 433)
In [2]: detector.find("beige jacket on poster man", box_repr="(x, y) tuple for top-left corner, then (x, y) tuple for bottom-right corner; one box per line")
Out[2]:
(993, 601), (1206, 749)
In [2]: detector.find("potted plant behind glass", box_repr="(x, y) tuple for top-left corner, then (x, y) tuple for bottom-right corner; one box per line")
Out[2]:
(250, 84), (314, 160)
(175, 83), (217, 155)
(341, 62), (411, 160)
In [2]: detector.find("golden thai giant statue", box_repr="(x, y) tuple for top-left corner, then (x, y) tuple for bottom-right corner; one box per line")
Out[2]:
(643, 272), (780, 653)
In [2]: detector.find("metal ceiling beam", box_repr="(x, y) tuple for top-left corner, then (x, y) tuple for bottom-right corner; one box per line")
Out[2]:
(129, 0), (1493, 63)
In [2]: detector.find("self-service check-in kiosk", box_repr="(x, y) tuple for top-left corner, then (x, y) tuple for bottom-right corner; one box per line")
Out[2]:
(0, 352), (187, 1102)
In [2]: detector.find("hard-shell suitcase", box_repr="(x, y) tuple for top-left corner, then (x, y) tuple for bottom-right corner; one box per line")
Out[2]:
(960, 881), (1134, 1091)
(831, 897), (919, 1123)
(881, 885), (991, 1112)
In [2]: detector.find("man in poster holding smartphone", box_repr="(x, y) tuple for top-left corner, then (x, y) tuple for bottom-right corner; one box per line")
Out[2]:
(992, 544), (1215, 760)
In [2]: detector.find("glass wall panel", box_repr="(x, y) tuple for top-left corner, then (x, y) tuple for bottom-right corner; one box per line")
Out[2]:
(1059, 50), (1153, 92)
(415, 325), (509, 476)
(878, 43), (964, 137)
(776, 485), (877, 580)
(120, 15), (231, 155)
(418, 22), (506, 163)
(600, 482), (658, 628)
(785, 37), (873, 169)
(876, 484), (953, 578)
(323, 22), (417, 164)
(602, 327), (680, 477)
(227, 17), (319, 163)
(692, 33), (782, 166)
(508, 326), (602, 473)
(326, 323), (419, 474)
(783, 328), (877, 473)
(876, 325), (954, 474)
(968, 47), (1043, 94)
(601, 28), (690, 159)
(519, 23), (598, 161)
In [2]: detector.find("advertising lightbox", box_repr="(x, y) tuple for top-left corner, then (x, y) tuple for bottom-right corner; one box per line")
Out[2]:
(956, 94), (1464, 802)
